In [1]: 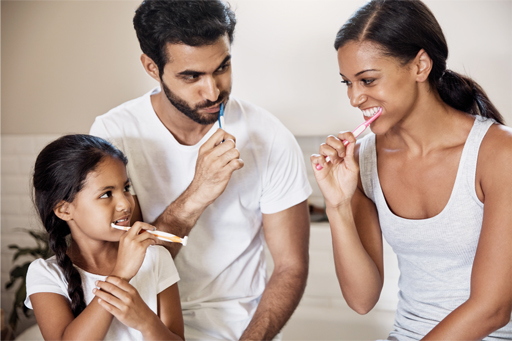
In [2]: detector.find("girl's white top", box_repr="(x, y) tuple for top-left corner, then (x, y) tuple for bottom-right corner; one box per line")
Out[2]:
(359, 116), (512, 340)
(25, 245), (179, 341)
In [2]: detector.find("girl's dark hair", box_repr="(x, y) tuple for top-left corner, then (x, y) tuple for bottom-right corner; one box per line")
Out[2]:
(32, 134), (128, 317)
(334, 0), (504, 125)
(133, 0), (237, 75)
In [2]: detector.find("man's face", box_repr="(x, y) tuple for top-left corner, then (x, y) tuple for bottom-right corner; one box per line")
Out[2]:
(159, 34), (232, 125)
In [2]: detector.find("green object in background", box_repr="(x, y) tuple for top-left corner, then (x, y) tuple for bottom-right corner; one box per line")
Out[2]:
(4, 229), (53, 334)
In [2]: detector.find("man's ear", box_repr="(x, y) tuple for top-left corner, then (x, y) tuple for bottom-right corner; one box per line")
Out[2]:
(140, 54), (161, 82)
(414, 49), (433, 83)
(54, 201), (73, 221)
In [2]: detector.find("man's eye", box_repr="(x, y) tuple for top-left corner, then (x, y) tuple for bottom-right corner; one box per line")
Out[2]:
(216, 63), (230, 73)
(100, 191), (112, 199)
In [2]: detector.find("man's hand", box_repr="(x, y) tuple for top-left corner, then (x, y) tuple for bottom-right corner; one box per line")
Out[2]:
(187, 129), (244, 208)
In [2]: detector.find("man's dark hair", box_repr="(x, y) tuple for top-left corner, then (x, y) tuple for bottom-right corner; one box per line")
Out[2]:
(133, 0), (236, 75)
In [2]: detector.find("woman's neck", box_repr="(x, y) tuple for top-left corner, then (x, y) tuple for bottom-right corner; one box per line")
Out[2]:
(384, 90), (474, 156)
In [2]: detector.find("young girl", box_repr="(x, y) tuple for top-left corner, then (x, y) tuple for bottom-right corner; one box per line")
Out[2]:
(25, 134), (184, 340)
(311, 0), (512, 340)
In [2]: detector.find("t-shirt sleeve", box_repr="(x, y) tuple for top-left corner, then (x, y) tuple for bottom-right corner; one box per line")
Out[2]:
(24, 258), (70, 309)
(154, 246), (180, 294)
(260, 121), (313, 214)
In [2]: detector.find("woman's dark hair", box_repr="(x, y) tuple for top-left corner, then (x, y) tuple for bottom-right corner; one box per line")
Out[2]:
(32, 134), (128, 317)
(334, 0), (504, 124)
(133, 0), (236, 75)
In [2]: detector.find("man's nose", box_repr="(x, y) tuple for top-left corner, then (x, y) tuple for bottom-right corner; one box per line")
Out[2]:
(201, 76), (220, 102)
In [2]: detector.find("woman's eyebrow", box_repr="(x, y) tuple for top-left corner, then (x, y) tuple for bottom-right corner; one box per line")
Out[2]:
(340, 69), (380, 78)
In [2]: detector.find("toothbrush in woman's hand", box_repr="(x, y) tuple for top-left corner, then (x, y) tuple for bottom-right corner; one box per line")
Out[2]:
(315, 107), (382, 170)
(111, 223), (188, 245)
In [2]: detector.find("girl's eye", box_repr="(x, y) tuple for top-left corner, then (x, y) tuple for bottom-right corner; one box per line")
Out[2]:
(100, 191), (112, 199)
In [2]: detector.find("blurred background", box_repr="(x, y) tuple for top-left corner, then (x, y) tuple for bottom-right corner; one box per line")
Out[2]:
(2, 0), (511, 340)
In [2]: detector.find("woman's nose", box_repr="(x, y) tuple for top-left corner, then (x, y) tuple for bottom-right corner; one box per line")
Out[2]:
(349, 87), (367, 108)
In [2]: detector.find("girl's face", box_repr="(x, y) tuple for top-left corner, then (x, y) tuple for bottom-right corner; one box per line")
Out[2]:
(337, 40), (420, 134)
(65, 156), (134, 243)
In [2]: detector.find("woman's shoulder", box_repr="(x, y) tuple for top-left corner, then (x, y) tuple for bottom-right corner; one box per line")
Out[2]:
(477, 122), (512, 177)
(481, 123), (512, 158)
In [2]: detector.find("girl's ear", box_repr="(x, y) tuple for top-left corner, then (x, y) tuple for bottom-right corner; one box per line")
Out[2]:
(54, 201), (72, 221)
(414, 49), (433, 83)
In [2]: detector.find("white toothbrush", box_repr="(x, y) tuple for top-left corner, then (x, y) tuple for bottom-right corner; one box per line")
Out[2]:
(111, 223), (188, 246)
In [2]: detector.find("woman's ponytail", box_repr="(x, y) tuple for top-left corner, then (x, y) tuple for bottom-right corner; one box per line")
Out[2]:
(437, 70), (504, 124)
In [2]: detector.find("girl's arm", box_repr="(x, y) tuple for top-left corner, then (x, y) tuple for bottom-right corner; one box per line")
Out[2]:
(423, 125), (512, 340)
(30, 293), (115, 340)
(311, 132), (384, 314)
(94, 279), (184, 340)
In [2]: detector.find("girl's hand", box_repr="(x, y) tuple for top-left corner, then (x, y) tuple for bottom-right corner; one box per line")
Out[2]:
(111, 222), (158, 281)
(311, 132), (359, 208)
(93, 276), (157, 332)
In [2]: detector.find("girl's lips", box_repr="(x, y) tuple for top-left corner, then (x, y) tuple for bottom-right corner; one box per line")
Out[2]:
(112, 217), (130, 226)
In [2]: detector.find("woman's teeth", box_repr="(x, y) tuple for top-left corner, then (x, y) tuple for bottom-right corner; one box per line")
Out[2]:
(114, 218), (127, 224)
(362, 107), (381, 117)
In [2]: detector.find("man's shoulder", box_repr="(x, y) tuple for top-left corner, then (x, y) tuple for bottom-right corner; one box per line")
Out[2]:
(96, 88), (155, 124)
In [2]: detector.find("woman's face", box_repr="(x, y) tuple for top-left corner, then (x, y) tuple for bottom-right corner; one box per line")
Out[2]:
(337, 40), (420, 134)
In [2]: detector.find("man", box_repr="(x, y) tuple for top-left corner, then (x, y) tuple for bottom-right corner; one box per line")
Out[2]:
(90, 1), (312, 340)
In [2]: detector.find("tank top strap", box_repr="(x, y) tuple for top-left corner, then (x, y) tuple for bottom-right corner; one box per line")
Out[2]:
(358, 133), (377, 202)
(460, 116), (494, 198)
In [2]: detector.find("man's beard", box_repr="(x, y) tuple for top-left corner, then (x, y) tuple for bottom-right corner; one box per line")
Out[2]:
(161, 80), (230, 125)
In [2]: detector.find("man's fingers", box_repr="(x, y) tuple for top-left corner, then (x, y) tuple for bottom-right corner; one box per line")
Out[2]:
(201, 129), (236, 151)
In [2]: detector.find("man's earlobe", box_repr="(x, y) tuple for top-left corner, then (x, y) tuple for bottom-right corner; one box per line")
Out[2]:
(54, 201), (72, 221)
(141, 54), (160, 82)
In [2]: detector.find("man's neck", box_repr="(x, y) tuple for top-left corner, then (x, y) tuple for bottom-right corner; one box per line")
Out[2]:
(150, 90), (214, 146)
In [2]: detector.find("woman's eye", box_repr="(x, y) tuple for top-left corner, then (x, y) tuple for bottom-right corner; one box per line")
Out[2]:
(100, 191), (112, 199)
(362, 79), (375, 85)
(124, 185), (131, 192)
(341, 80), (351, 86)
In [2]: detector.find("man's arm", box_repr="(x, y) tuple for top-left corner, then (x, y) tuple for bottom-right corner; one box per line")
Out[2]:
(130, 129), (244, 258)
(239, 200), (310, 341)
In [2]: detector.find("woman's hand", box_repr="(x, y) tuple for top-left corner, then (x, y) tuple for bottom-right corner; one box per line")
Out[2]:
(111, 222), (158, 281)
(93, 277), (157, 332)
(311, 132), (359, 208)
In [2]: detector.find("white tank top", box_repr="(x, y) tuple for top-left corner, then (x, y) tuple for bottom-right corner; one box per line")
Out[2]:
(359, 116), (512, 340)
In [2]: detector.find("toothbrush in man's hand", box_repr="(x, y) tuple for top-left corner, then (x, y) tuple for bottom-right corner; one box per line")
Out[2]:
(111, 223), (188, 245)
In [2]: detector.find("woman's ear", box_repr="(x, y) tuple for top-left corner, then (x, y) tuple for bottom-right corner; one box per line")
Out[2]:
(140, 54), (161, 82)
(414, 49), (433, 83)
(54, 201), (72, 221)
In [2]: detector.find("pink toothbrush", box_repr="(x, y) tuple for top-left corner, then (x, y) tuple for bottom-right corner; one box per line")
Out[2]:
(315, 107), (382, 170)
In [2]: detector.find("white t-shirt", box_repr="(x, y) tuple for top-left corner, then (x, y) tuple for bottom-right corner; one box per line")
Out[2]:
(25, 245), (179, 341)
(90, 87), (312, 340)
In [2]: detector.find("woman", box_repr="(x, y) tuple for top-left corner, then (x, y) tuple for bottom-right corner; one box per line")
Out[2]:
(311, 0), (512, 340)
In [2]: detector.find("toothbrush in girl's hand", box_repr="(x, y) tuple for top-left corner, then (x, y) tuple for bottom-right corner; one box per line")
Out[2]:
(111, 223), (188, 246)
(218, 103), (225, 129)
(315, 107), (382, 170)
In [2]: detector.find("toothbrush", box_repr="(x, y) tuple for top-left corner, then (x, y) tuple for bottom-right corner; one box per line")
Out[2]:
(315, 107), (382, 170)
(218, 103), (225, 129)
(111, 223), (188, 246)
